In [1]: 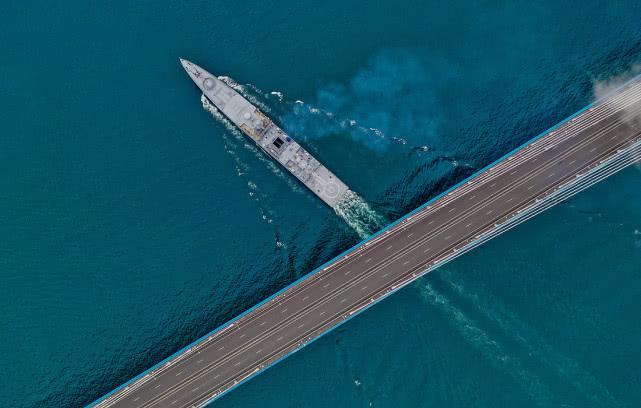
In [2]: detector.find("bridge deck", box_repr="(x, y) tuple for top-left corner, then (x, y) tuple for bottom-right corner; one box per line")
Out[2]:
(93, 76), (641, 408)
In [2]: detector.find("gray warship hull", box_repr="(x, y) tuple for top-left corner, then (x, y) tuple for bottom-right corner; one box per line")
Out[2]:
(180, 58), (351, 209)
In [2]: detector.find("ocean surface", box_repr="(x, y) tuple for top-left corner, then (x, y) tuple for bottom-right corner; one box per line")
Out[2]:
(2, 1), (641, 407)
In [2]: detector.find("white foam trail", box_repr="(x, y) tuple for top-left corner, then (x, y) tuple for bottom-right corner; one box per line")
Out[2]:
(284, 99), (454, 159)
(334, 191), (386, 239)
(418, 282), (560, 406)
(270, 91), (284, 101)
(440, 270), (622, 407)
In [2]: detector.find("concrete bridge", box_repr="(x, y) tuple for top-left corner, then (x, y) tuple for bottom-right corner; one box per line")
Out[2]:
(91, 75), (641, 408)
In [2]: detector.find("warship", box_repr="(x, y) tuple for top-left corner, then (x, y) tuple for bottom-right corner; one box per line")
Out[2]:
(180, 58), (352, 209)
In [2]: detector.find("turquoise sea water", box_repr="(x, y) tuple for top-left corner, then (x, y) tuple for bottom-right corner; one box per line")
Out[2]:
(2, 1), (641, 407)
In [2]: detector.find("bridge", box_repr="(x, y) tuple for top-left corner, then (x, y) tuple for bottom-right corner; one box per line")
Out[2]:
(91, 75), (641, 408)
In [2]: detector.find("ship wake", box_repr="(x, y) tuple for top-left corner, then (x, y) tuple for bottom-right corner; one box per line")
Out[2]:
(439, 270), (621, 407)
(418, 282), (560, 406)
(335, 191), (386, 239)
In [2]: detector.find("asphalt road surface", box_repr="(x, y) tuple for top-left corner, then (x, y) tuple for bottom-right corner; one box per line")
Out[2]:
(94, 77), (641, 408)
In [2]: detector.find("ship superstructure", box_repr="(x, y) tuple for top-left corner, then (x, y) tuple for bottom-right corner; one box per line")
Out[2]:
(180, 58), (351, 209)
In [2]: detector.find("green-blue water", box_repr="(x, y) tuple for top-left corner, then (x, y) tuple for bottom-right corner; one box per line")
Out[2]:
(2, 1), (641, 407)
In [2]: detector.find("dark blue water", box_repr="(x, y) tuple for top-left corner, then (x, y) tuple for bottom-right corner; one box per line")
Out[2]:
(2, 1), (641, 407)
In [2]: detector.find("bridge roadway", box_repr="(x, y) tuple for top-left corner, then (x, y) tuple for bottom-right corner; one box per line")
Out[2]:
(93, 76), (641, 408)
